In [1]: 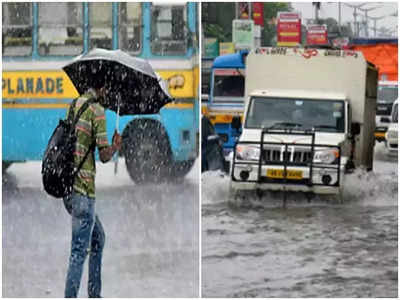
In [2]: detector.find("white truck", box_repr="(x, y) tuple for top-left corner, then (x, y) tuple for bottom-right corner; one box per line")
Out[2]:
(385, 99), (398, 155)
(229, 47), (378, 201)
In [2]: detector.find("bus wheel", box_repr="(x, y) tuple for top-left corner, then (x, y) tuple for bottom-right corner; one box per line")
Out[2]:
(169, 159), (195, 179)
(2, 161), (12, 173)
(122, 120), (172, 184)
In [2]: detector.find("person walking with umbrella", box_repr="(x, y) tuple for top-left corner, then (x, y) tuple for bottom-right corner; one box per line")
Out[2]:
(62, 48), (173, 297)
(63, 66), (122, 298)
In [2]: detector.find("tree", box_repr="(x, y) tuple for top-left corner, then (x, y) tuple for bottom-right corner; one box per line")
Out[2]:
(202, 3), (235, 42)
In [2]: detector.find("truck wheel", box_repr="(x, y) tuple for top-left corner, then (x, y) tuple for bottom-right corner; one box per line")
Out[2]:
(122, 120), (172, 184)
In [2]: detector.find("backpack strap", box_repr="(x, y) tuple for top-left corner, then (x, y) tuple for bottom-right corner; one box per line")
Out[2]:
(69, 96), (98, 177)
(67, 97), (78, 124)
(71, 97), (96, 128)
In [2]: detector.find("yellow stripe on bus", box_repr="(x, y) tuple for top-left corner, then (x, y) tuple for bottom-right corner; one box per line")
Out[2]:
(3, 68), (198, 99)
(207, 114), (243, 124)
(164, 102), (194, 109)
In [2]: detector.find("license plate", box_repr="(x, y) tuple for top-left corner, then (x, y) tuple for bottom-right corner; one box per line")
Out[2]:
(266, 169), (303, 179)
(375, 132), (386, 138)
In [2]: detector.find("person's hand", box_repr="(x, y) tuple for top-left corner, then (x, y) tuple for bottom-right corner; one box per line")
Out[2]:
(112, 130), (122, 151)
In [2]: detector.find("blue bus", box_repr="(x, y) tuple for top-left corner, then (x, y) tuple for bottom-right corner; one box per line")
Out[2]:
(203, 50), (247, 153)
(2, 2), (199, 183)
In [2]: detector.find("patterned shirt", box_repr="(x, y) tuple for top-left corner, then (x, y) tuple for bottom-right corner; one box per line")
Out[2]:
(67, 89), (110, 198)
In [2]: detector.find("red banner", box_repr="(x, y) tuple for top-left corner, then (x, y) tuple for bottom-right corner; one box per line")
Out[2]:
(306, 24), (328, 46)
(252, 2), (264, 27)
(277, 12), (301, 47)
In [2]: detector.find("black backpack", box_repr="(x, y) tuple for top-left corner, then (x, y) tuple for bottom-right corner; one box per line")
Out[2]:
(42, 97), (95, 198)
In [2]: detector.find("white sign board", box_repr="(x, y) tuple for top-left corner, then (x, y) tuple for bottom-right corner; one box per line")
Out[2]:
(232, 19), (254, 50)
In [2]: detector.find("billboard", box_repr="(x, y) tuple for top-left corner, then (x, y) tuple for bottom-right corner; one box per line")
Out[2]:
(252, 2), (264, 27)
(306, 24), (328, 46)
(219, 42), (235, 55)
(204, 38), (219, 58)
(277, 12), (302, 47)
(232, 19), (254, 50)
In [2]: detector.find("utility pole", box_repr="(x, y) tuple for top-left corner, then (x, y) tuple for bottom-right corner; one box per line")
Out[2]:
(312, 2), (321, 23)
(357, 5), (382, 37)
(338, 2), (342, 35)
(343, 3), (367, 37)
(369, 15), (386, 37)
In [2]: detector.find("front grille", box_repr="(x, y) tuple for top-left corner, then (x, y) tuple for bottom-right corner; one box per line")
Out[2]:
(376, 104), (392, 116)
(262, 147), (312, 164)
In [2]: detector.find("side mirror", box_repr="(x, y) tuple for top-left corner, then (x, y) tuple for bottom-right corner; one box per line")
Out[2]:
(381, 117), (391, 123)
(351, 122), (361, 136)
(207, 134), (220, 142)
(231, 116), (241, 131)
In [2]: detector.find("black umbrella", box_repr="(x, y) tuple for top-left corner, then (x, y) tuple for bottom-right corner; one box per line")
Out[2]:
(63, 48), (173, 115)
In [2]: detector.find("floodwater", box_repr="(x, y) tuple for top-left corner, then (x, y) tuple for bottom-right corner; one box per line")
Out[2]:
(202, 143), (398, 297)
(3, 159), (199, 298)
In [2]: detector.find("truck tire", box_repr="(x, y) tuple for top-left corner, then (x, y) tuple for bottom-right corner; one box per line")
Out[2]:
(122, 119), (172, 184)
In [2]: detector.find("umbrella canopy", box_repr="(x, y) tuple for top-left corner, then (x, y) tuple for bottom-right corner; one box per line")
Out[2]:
(63, 48), (173, 115)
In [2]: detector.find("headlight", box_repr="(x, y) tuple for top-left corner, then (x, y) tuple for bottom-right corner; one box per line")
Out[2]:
(386, 130), (398, 140)
(313, 149), (339, 164)
(236, 144), (260, 161)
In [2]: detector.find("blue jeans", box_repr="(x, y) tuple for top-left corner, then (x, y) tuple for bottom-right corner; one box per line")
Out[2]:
(63, 192), (105, 298)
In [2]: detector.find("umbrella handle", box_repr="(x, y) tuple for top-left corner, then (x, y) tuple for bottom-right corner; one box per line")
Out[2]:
(116, 103), (120, 133)
(114, 102), (120, 175)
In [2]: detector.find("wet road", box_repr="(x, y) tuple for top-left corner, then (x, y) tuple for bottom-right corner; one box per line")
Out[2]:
(3, 159), (199, 298)
(202, 143), (398, 297)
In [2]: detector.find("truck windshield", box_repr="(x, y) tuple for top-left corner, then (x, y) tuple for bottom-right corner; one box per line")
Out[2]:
(245, 97), (345, 133)
(377, 84), (398, 103)
(212, 69), (245, 101)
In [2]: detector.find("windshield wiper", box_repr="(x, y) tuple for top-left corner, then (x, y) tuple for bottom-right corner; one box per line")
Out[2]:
(268, 122), (303, 129)
(312, 125), (338, 131)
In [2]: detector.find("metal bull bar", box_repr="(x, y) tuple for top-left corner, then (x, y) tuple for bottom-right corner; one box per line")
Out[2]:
(231, 128), (342, 206)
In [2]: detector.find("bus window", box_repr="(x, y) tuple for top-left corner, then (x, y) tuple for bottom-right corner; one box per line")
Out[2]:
(119, 3), (142, 54)
(89, 3), (112, 50)
(2, 2), (32, 57)
(38, 3), (83, 56)
(151, 4), (187, 56)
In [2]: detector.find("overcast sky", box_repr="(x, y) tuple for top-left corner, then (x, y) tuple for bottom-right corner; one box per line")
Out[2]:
(291, 2), (398, 37)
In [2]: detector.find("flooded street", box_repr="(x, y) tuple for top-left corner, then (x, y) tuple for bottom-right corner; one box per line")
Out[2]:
(202, 143), (398, 297)
(3, 159), (199, 298)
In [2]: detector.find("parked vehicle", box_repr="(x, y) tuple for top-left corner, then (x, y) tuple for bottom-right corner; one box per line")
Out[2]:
(229, 47), (378, 201)
(202, 51), (248, 154)
(2, 2), (199, 182)
(375, 81), (398, 141)
(385, 99), (398, 155)
(349, 38), (398, 142)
